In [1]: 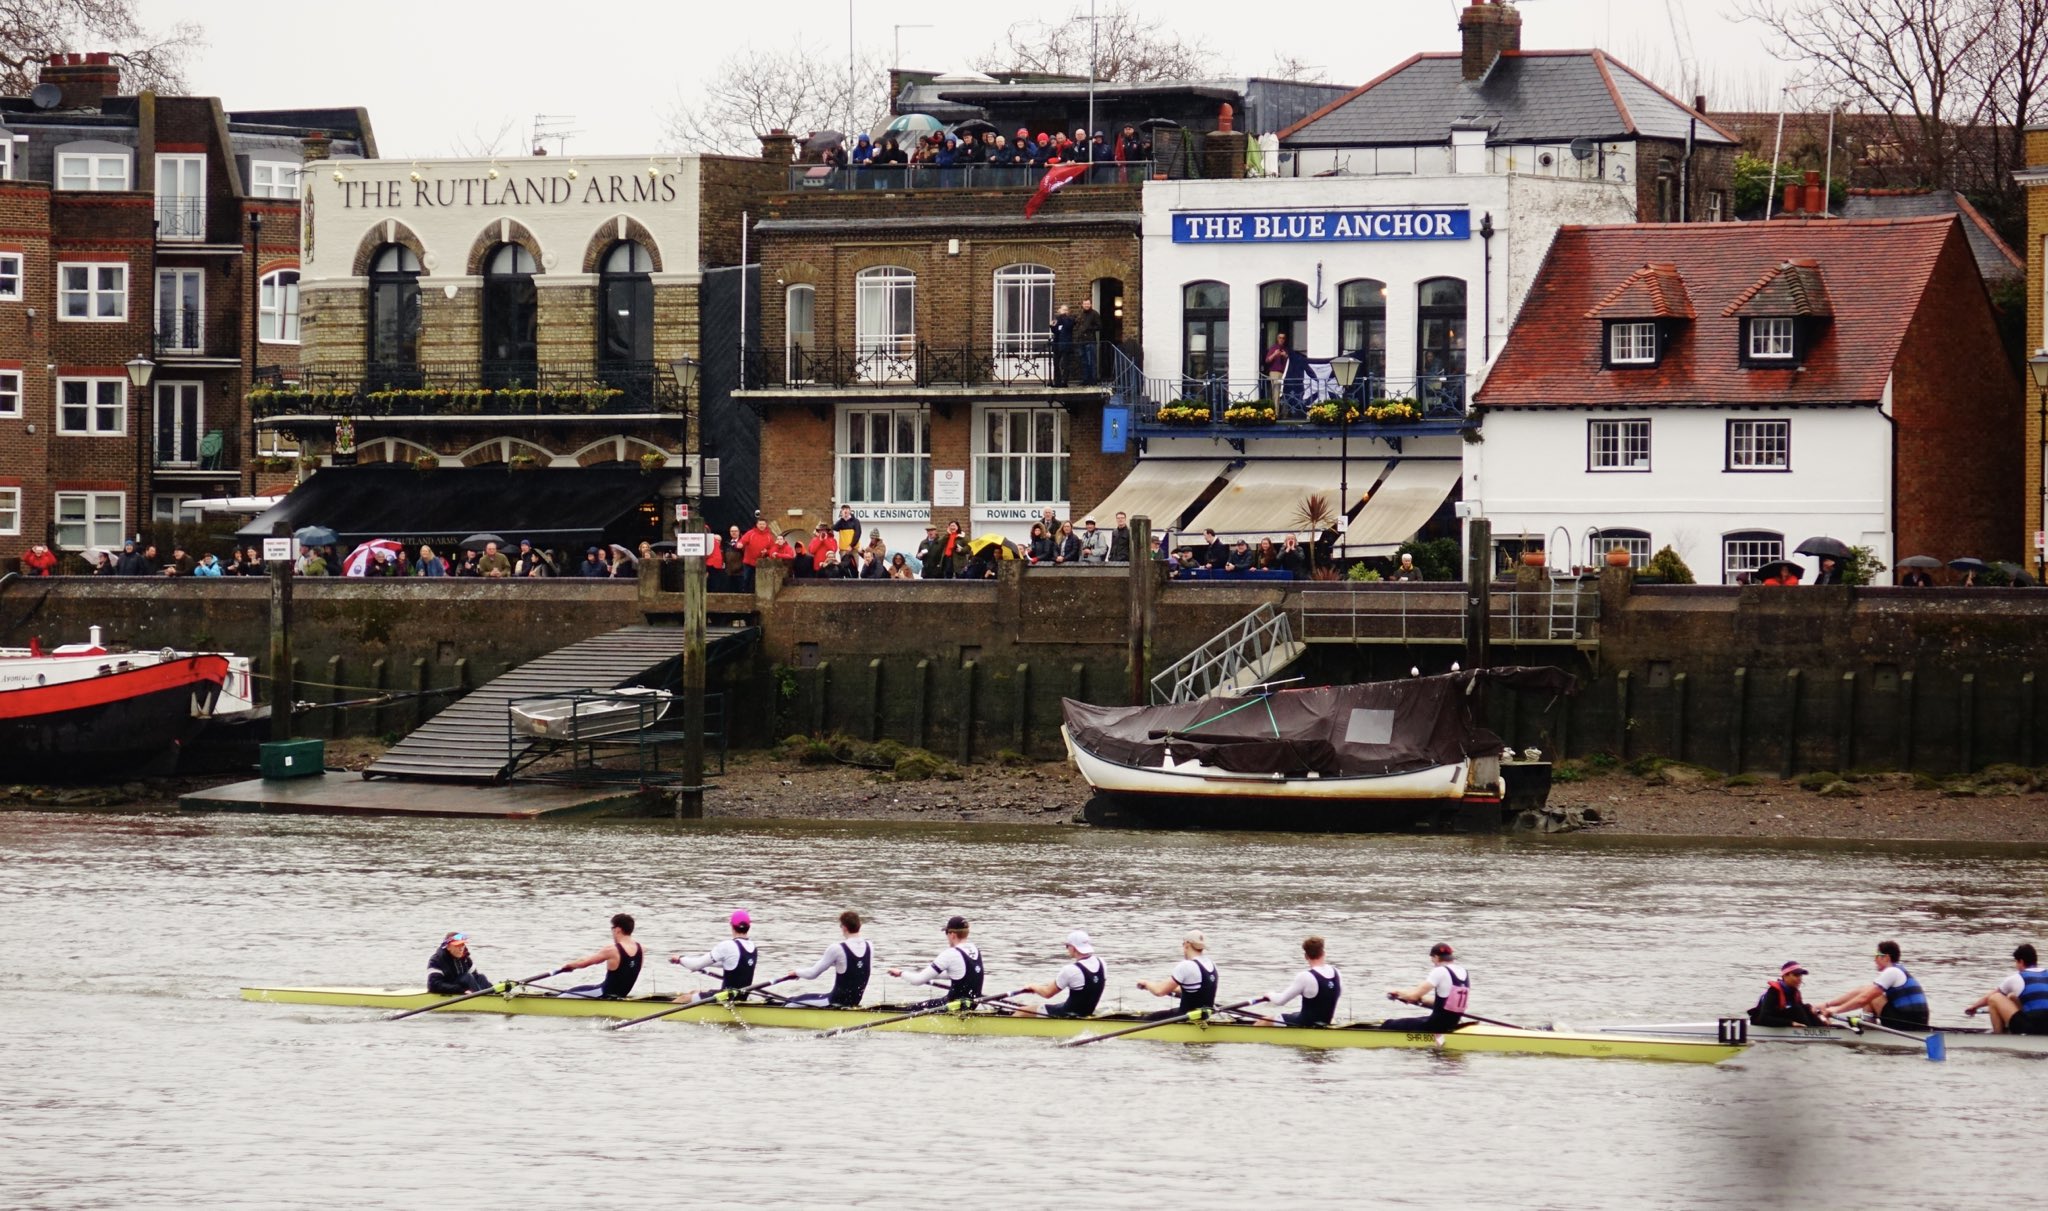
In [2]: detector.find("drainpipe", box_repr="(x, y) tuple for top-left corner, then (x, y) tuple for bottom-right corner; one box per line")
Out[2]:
(1479, 212), (1495, 364)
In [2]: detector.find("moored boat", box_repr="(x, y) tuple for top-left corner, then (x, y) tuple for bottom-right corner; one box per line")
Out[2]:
(510, 687), (672, 740)
(241, 985), (1740, 1062)
(0, 628), (253, 778)
(1593, 1019), (2048, 1053)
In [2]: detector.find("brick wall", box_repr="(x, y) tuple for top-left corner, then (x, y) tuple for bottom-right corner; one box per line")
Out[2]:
(1892, 223), (2024, 561)
(48, 189), (152, 538)
(697, 156), (784, 270)
(1634, 137), (1737, 223)
(0, 181), (54, 544)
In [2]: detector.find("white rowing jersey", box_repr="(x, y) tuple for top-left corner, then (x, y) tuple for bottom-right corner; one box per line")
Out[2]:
(1268, 963), (1339, 1007)
(1426, 963), (1470, 1009)
(679, 937), (752, 976)
(907, 941), (981, 987)
(799, 938), (872, 980)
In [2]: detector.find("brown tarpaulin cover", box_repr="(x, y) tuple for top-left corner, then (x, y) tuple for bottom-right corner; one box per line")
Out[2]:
(1062, 667), (1577, 778)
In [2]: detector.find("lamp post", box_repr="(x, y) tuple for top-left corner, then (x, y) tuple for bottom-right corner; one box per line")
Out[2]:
(250, 212), (263, 495)
(2031, 348), (2048, 582)
(1329, 355), (1360, 540)
(668, 354), (705, 820)
(126, 356), (155, 540)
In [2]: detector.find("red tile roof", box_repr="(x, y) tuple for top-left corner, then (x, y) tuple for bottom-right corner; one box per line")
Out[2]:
(1477, 216), (1960, 408)
(1585, 263), (1694, 319)
(1724, 260), (1833, 317)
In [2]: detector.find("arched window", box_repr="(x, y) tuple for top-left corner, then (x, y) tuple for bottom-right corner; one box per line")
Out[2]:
(367, 243), (422, 387)
(786, 284), (816, 380)
(993, 263), (1054, 378)
(855, 266), (916, 382)
(1722, 530), (1785, 585)
(1416, 276), (1467, 412)
(598, 240), (654, 402)
(1181, 280), (1229, 388)
(1587, 527), (1652, 569)
(482, 243), (539, 386)
(1337, 278), (1386, 394)
(1258, 279), (1308, 358)
(259, 269), (299, 344)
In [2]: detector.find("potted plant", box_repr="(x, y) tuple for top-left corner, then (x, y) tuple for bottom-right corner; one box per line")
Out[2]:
(508, 453), (541, 472)
(414, 454), (439, 472)
(1221, 404), (1276, 425)
(1362, 398), (1422, 424)
(1155, 401), (1212, 425)
(639, 451), (669, 473)
(1604, 546), (1633, 568)
(1521, 550), (1548, 568)
(1306, 402), (1361, 425)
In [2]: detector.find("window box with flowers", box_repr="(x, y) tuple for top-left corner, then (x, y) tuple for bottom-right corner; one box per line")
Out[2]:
(1154, 401), (1213, 425)
(414, 454), (439, 472)
(1362, 398), (1422, 424)
(1306, 402), (1361, 425)
(508, 453), (542, 472)
(1221, 404), (1277, 425)
(639, 451), (668, 473)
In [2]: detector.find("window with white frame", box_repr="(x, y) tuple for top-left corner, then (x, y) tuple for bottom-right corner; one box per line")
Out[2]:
(1588, 418), (1651, 471)
(248, 161), (301, 199)
(0, 486), (18, 535)
(978, 406), (1068, 505)
(0, 138), (12, 182)
(59, 263), (127, 320)
(839, 405), (930, 505)
(1587, 529), (1652, 567)
(57, 152), (130, 191)
(260, 269), (300, 342)
(854, 266), (915, 356)
(58, 378), (125, 435)
(1726, 418), (1791, 470)
(1608, 321), (1658, 365)
(153, 492), (201, 524)
(0, 251), (20, 300)
(0, 369), (18, 417)
(785, 284), (815, 379)
(992, 263), (1053, 359)
(55, 491), (124, 549)
(1747, 317), (1796, 360)
(1722, 530), (1785, 585)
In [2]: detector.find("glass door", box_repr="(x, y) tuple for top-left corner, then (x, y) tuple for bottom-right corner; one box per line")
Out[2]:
(156, 268), (203, 353)
(154, 155), (205, 241)
(154, 381), (202, 466)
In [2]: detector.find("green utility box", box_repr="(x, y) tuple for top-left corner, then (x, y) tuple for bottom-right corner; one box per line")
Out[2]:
(259, 739), (325, 780)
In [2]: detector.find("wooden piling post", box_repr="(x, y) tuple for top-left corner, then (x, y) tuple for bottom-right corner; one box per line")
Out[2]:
(267, 523), (293, 741)
(1730, 667), (1748, 774)
(678, 529), (707, 820)
(1127, 516), (1154, 705)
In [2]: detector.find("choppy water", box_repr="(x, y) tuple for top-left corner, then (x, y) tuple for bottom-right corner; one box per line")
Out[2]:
(1, 813), (2043, 1209)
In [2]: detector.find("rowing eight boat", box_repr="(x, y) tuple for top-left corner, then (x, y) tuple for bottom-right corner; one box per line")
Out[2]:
(1596, 1020), (2048, 1053)
(241, 986), (1742, 1063)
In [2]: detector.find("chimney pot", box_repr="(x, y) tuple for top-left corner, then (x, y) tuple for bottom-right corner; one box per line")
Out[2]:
(1218, 102), (1234, 133)
(1693, 94), (1707, 114)
(1783, 183), (1801, 215)
(38, 51), (124, 109)
(1460, 1), (1524, 81)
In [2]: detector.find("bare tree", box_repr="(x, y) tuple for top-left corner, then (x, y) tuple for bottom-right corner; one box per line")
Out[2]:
(0, 0), (202, 95)
(1266, 54), (1327, 85)
(446, 117), (521, 159)
(977, 3), (1214, 83)
(665, 43), (892, 156)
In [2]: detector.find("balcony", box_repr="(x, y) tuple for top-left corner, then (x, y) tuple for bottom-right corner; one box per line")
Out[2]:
(155, 197), (206, 242)
(739, 343), (1120, 395)
(1127, 372), (1470, 440)
(786, 160), (1155, 193)
(249, 360), (684, 422)
(155, 306), (205, 355)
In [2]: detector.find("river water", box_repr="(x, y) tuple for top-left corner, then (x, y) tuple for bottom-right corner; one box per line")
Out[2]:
(2, 813), (2042, 1209)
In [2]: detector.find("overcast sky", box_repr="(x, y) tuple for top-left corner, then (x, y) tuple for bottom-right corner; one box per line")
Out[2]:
(143, 0), (1788, 157)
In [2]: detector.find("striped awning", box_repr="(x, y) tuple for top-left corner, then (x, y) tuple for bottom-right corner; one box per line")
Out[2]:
(1340, 460), (1462, 555)
(1086, 459), (1231, 532)
(1184, 460), (1385, 542)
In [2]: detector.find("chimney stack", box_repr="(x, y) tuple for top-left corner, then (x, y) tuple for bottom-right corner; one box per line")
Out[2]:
(38, 52), (121, 110)
(1460, 2), (1523, 82)
(1802, 169), (1825, 216)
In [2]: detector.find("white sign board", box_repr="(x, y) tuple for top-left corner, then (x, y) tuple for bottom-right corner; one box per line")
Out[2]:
(675, 533), (713, 557)
(2037, 529), (2046, 552)
(675, 502), (690, 524)
(263, 537), (299, 563)
(934, 469), (966, 507)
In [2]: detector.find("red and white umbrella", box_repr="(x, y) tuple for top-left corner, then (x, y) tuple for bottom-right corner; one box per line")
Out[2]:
(342, 539), (403, 577)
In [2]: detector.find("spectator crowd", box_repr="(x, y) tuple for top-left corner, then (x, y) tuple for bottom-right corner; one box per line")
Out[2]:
(821, 124), (1152, 171)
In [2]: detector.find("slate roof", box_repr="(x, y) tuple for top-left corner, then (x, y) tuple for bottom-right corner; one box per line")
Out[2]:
(1838, 189), (2023, 283)
(1476, 216), (1962, 409)
(1279, 50), (1736, 148)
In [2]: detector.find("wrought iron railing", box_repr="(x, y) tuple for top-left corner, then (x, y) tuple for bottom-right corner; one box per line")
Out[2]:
(743, 343), (1125, 391)
(787, 160), (1154, 192)
(248, 359), (684, 419)
(1132, 374), (1468, 424)
(155, 197), (206, 241)
(155, 306), (205, 354)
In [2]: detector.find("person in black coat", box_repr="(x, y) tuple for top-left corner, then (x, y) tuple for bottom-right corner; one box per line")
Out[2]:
(427, 933), (491, 995)
(1049, 305), (1077, 386)
(1199, 528), (1229, 570)
(1108, 512), (1132, 563)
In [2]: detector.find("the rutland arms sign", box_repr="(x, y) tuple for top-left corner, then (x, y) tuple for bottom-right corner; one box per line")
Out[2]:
(337, 172), (681, 210)
(1171, 208), (1470, 243)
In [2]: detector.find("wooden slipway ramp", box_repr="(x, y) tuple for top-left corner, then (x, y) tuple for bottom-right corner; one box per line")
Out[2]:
(364, 623), (754, 783)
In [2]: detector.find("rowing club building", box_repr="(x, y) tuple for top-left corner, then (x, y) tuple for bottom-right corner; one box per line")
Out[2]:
(245, 149), (778, 552)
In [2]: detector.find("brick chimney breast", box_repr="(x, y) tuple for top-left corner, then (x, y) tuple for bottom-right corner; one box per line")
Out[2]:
(1459, 2), (1523, 82)
(38, 50), (122, 110)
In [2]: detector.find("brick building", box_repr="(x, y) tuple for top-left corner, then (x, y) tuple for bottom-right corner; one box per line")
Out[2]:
(1471, 215), (2020, 580)
(2011, 125), (2048, 575)
(737, 139), (1144, 553)
(250, 149), (780, 549)
(0, 53), (371, 558)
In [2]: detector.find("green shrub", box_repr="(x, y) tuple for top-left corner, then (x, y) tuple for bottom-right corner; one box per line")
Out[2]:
(1724, 773), (1763, 788)
(1645, 545), (1695, 584)
(1345, 563), (1382, 582)
(1551, 759), (1586, 783)
(1586, 752), (1619, 772)
(1840, 545), (1888, 587)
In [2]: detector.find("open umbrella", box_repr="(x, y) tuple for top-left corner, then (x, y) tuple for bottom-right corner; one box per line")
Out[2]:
(1137, 117), (1183, 132)
(460, 532), (507, 552)
(1794, 536), (1851, 559)
(1995, 562), (2038, 586)
(968, 533), (1020, 558)
(951, 118), (997, 137)
(1948, 557), (1991, 574)
(1753, 559), (1803, 583)
(608, 543), (637, 565)
(881, 113), (943, 139)
(650, 540), (677, 553)
(1895, 555), (1942, 570)
(294, 525), (339, 548)
(802, 129), (845, 155)
(342, 539), (402, 577)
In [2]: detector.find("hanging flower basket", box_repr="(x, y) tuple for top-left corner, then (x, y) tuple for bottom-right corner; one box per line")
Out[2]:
(508, 454), (542, 472)
(414, 454), (439, 472)
(639, 451), (669, 472)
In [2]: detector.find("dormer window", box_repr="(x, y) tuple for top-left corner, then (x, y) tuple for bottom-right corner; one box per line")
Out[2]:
(1606, 321), (1660, 367)
(1747, 317), (1796, 360)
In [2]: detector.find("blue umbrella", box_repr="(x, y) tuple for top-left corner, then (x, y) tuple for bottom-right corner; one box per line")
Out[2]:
(295, 525), (339, 547)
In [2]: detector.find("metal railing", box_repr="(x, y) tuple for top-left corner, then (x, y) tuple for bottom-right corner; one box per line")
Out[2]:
(743, 343), (1124, 391)
(155, 306), (204, 354)
(787, 160), (1153, 192)
(155, 197), (206, 241)
(1134, 374), (1468, 424)
(1151, 602), (1298, 704)
(1296, 583), (1600, 645)
(251, 359), (685, 418)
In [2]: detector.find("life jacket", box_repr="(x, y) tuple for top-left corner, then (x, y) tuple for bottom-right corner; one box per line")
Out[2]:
(1178, 959), (1219, 1014)
(1881, 966), (1928, 1017)
(600, 940), (643, 999)
(721, 938), (757, 993)
(2019, 968), (2048, 1016)
(830, 940), (871, 1007)
(1296, 965), (1341, 1027)
(947, 944), (984, 1000)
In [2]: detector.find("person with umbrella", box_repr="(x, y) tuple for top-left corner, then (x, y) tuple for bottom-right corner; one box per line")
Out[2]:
(1949, 557), (1989, 586)
(1795, 537), (1851, 584)
(1895, 555), (1940, 587)
(1756, 559), (1803, 586)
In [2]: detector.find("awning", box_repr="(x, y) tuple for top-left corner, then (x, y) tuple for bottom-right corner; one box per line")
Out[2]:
(1184, 459), (1385, 541)
(1087, 459), (1230, 532)
(236, 467), (662, 550)
(1341, 460), (1462, 556)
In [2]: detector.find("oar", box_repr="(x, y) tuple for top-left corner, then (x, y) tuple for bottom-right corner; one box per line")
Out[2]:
(386, 969), (562, 1021)
(607, 975), (798, 1031)
(1835, 1011), (1946, 1060)
(819, 987), (1035, 1038)
(1384, 992), (1529, 1032)
(1060, 996), (1269, 1047)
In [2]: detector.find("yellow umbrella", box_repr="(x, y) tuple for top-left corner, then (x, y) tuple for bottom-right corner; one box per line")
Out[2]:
(969, 533), (1020, 558)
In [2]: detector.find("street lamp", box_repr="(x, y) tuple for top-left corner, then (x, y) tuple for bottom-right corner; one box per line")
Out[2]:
(669, 356), (701, 527)
(126, 356), (155, 544)
(1329, 355), (1360, 538)
(126, 355), (156, 391)
(2031, 348), (2048, 580)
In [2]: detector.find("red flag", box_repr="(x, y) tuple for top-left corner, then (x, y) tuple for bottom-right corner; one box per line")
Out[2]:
(1025, 163), (1089, 217)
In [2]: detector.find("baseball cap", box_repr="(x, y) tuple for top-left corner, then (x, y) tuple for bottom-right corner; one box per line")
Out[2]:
(1066, 929), (1094, 955)
(1183, 930), (1206, 949)
(730, 910), (751, 927)
(1430, 942), (1454, 958)
(1780, 960), (1808, 976)
(945, 915), (970, 932)
(1083, 517), (1096, 525)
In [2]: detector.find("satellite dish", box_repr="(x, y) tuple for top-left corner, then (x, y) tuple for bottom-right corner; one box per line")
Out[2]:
(1568, 137), (1596, 161)
(30, 83), (62, 110)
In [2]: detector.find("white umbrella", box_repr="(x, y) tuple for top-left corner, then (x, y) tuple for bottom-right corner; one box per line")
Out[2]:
(343, 539), (403, 577)
(182, 495), (286, 514)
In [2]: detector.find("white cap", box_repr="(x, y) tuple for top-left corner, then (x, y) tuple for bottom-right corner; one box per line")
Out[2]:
(1065, 929), (1094, 955)
(1182, 930), (1206, 951)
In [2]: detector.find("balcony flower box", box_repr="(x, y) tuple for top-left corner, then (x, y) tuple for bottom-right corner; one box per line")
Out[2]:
(508, 454), (541, 472)
(1222, 405), (1277, 426)
(639, 452), (668, 472)
(1306, 402), (1362, 425)
(1363, 398), (1423, 424)
(1155, 401), (1213, 425)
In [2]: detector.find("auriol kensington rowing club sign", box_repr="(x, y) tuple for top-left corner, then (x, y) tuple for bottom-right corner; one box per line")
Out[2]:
(1171, 208), (1471, 243)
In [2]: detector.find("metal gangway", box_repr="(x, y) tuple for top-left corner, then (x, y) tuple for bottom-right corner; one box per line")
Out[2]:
(1295, 583), (1600, 646)
(1150, 603), (1306, 704)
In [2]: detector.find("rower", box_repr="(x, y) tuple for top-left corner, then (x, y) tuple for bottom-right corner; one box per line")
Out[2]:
(1747, 960), (1827, 1027)
(1013, 930), (1107, 1018)
(426, 931), (491, 995)
(671, 910), (760, 1001)
(1381, 942), (1470, 1032)
(784, 910), (873, 1008)
(556, 913), (645, 999)
(1137, 930), (1218, 1020)
(887, 914), (984, 1009)
(1816, 940), (1931, 1030)
(1261, 936), (1341, 1027)
(1963, 943), (2048, 1035)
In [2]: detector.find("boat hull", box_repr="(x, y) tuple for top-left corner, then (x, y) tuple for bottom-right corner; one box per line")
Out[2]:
(241, 986), (1739, 1062)
(1598, 1019), (2048, 1053)
(0, 656), (228, 778)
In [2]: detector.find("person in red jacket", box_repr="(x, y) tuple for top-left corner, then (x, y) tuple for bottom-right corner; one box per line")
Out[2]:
(735, 515), (776, 592)
(20, 543), (59, 576)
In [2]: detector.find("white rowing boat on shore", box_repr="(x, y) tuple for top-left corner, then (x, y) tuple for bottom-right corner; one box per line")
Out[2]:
(1594, 1020), (2048, 1052)
(510, 688), (671, 740)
